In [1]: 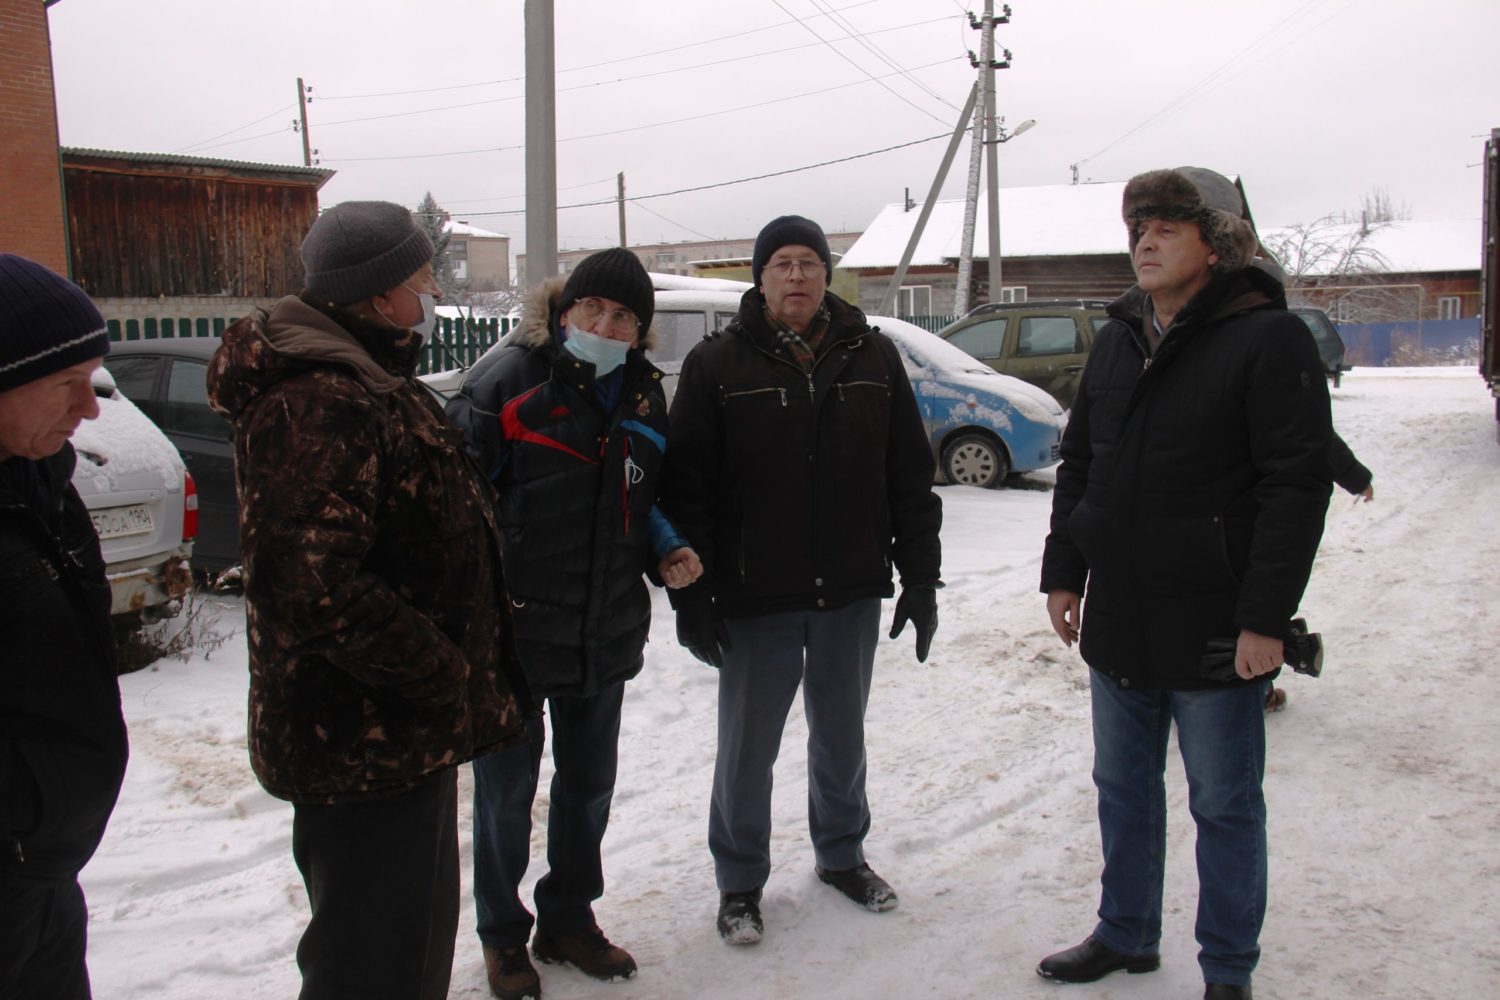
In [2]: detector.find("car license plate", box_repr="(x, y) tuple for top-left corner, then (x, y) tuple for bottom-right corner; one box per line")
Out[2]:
(92, 504), (155, 540)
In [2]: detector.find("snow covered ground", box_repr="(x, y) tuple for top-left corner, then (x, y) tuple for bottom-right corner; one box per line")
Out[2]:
(84, 366), (1500, 999)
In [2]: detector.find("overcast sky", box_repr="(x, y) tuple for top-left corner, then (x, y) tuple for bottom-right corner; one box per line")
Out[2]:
(46, 0), (1499, 257)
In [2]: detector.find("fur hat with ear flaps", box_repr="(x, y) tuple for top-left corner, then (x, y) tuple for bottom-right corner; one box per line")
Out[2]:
(1122, 166), (1260, 274)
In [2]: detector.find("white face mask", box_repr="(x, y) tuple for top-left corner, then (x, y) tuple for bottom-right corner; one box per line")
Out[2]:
(564, 323), (630, 376)
(375, 283), (437, 337)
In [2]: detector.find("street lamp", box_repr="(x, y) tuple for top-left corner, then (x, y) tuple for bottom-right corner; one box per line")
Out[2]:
(986, 117), (1036, 304)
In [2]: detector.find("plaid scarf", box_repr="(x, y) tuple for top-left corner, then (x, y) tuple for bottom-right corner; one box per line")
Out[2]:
(763, 302), (831, 374)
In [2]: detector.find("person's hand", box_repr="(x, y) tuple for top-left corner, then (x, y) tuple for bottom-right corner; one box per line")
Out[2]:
(659, 546), (702, 589)
(889, 586), (938, 662)
(1356, 484), (1374, 503)
(1047, 590), (1081, 647)
(1235, 628), (1283, 680)
(675, 591), (730, 668)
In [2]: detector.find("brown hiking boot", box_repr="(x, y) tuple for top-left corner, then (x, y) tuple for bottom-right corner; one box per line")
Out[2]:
(483, 944), (541, 1000)
(1265, 685), (1288, 713)
(532, 924), (637, 982)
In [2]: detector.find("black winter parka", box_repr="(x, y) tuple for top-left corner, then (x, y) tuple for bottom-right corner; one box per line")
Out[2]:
(446, 278), (669, 699)
(659, 289), (941, 619)
(1040, 268), (1333, 689)
(1, 446), (128, 886)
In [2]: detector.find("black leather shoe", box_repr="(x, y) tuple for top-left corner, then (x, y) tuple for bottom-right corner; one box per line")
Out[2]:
(1205, 983), (1252, 999)
(716, 889), (764, 945)
(815, 863), (898, 912)
(1036, 935), (1160, 983)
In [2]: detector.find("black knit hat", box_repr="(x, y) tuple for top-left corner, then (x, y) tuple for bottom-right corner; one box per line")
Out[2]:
(1121, 167), (1260, 274)
(0, 254), (110, 394)
(751, 215), (831, 286)
(558, 247), (654, 333)
(301, 200), (435, 305)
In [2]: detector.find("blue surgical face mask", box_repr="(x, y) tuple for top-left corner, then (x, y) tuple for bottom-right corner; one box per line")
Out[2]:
(564, 323), (630, 376)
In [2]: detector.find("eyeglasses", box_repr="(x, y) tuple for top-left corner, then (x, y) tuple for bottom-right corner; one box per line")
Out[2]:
(570, 297), (640, 335)
(763, 258), (826, 279)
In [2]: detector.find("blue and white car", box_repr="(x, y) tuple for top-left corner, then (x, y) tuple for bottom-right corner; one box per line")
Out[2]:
(875, 315), (1065, 487)
(649, 286), (1065, 489)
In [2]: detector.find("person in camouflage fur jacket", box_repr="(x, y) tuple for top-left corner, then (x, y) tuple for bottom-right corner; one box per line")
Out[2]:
(206, 201), (528, 1000)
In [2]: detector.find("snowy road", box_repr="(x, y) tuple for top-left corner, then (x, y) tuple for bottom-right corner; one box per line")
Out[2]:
(84, 366), (1500, 999)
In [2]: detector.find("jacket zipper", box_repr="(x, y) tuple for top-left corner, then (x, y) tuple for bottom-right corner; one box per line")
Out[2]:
(723, 386), (788, 406)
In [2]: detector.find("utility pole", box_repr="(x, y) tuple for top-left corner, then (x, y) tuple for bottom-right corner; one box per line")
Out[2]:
(617, 173), (627, 247)
(524, 0), (558, 289)
(878, 83), (978, 317)
(955, 4), (1012, 316)
(296, 77), (314, 168)
(982, 1), (1011, 304)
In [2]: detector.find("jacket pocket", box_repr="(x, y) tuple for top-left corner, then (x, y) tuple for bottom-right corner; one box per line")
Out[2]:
(1138, 513), (1241, 596)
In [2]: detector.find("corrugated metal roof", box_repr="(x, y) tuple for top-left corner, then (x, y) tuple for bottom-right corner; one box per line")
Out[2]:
(62, 147), (334, 181)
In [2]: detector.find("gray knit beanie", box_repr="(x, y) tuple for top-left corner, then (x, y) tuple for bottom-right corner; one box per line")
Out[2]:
(1121, 167), (1260, 274)
(558, 247), (655, 332)
(0, 254), (110, 394)
(301, 201), (435, 305)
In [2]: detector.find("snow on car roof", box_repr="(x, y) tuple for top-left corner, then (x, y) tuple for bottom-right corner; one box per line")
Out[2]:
(71, 391), (184, 497)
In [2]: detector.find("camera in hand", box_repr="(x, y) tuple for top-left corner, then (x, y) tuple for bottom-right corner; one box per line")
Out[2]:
(1200, 618), (1323, 682)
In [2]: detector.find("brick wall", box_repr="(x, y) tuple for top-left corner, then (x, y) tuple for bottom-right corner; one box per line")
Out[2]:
(0, 0), (68, 271)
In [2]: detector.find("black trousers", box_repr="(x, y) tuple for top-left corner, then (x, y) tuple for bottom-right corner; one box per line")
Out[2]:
(291, 768), (459, 1000)
(0, 878), (91, 1000)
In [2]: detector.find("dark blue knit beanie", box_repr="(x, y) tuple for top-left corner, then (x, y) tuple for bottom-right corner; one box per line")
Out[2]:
(751, 215), (831, 286)
(0, 254), (110, 394)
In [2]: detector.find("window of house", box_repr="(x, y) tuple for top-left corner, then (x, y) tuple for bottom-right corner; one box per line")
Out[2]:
(1000, 286), (1028, 303)
(1437, 296), (1461, 320)
(898, 285), (933, 315)
(1335, 297), (1354, 322)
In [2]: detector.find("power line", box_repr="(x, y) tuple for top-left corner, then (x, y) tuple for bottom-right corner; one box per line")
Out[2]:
(307, 16), (957, 131)
(1073, 0), (1344, 170)
(631, 201), (718, 242)
(809, 0), (957, 110)
(173, 104), (295, 154)
(322, 57), (961, 163)
(435, 129), (962, 218)
(771, 0), (953, 128)
(315, 0), (890, 101)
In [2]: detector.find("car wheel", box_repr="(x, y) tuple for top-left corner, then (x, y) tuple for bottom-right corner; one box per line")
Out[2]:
(941, 433), (1010, 489)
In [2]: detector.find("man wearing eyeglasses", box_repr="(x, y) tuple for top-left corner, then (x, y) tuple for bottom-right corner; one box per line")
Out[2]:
(447, 246), (700, 1000)
(658, 215), (943, 946)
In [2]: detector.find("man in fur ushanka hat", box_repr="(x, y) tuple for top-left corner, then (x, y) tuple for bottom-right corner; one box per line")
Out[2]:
(1037, 168), (1335, 1000)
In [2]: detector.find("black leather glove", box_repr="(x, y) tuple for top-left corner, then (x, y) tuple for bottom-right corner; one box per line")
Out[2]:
(889, 585), (938, 663)
(675, 590), (731, 668)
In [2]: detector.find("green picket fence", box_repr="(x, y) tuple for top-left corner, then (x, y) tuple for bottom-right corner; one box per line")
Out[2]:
(106, 315), (513, 376)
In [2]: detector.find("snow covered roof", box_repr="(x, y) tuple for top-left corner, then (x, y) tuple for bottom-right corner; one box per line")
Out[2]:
(1260, 219), (1481, 276)
(446, 220), (506, 238)
(839, 181), (1129, 269)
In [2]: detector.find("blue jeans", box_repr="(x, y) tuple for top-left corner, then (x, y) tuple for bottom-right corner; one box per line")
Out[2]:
(1089, 670), (1268, 987)
(471, 683), (624, 949)
(709, 599), (880, 892)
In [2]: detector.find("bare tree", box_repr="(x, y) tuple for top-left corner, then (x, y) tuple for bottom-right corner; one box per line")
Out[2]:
(1343, 186), (1412, 227)
(1260, 213), (1415, 324)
